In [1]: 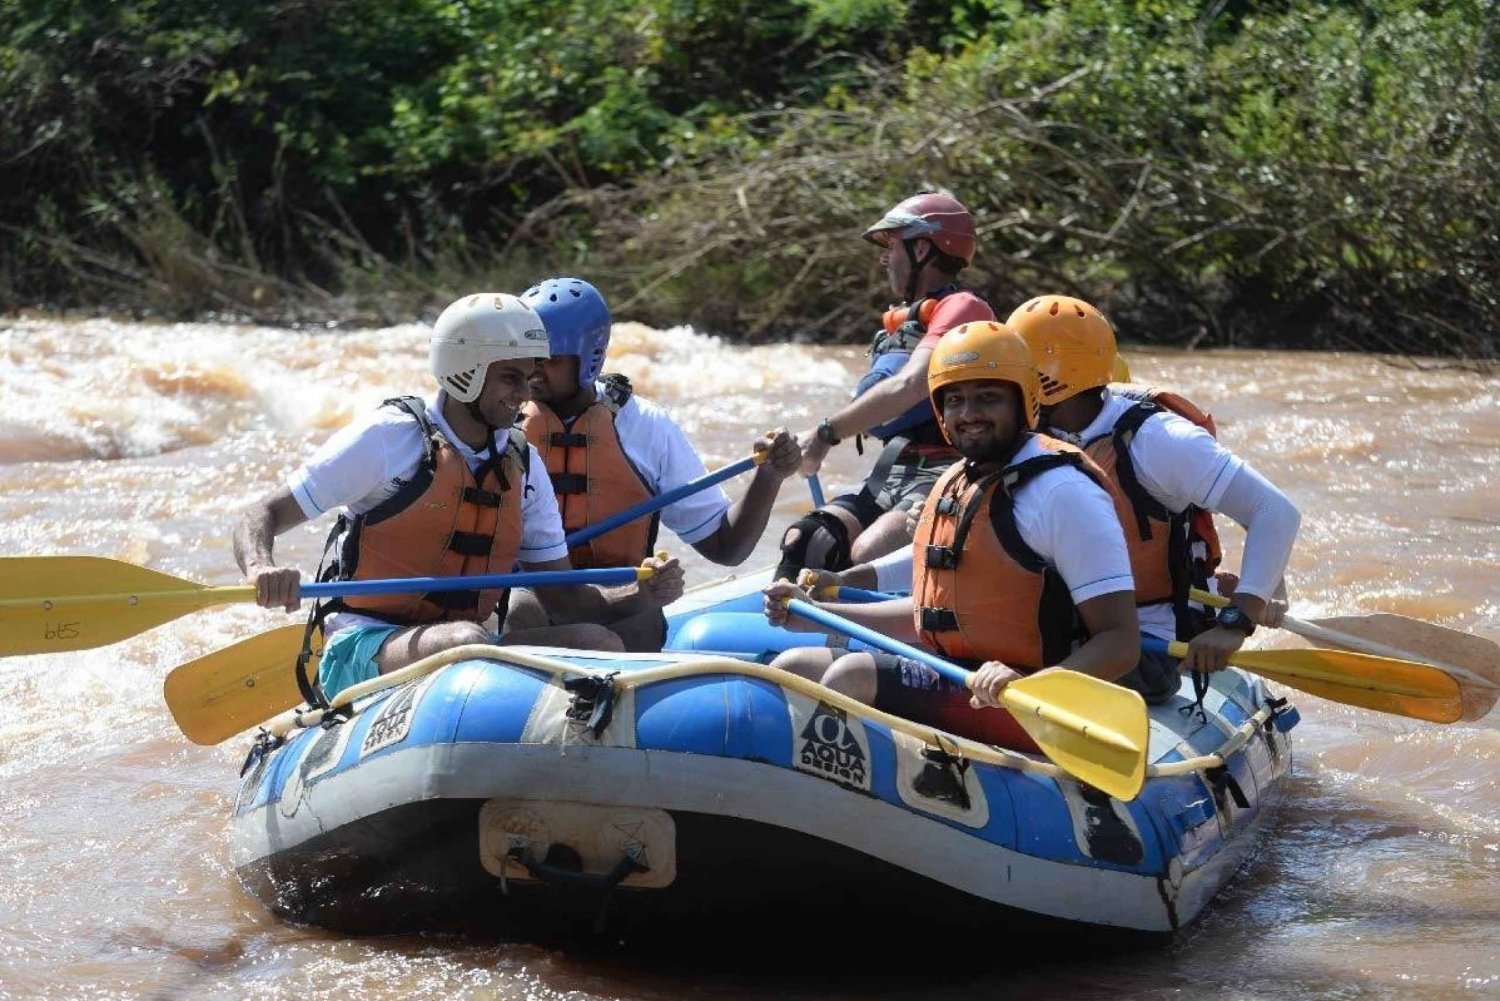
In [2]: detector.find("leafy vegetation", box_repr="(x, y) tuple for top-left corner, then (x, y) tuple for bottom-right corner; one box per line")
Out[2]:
(1, 0), (1495, 357)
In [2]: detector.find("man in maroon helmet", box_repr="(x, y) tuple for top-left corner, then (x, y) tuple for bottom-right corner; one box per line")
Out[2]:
(777, 191), (997, 583)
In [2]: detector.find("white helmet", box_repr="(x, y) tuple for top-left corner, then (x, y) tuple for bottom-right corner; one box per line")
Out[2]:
(429, 293), (550, 402)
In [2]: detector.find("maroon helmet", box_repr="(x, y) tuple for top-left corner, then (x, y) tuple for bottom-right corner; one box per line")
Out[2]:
(861, 192), (977, 264)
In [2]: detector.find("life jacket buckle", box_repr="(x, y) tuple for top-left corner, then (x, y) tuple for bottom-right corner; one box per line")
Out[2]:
(918, 607), (960, 632)
(924, 545), (959, 570)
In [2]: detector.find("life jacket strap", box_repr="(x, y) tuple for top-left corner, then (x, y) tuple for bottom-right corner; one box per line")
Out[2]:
(422, 588), (481, 612)
(551, 472), (589, 495)
(919, 606), (960, 632)
(924, 545), (959, 570)
(550, 431), (589, 448)
(448, 531), (494, 556)
(462, 486), (504, 507)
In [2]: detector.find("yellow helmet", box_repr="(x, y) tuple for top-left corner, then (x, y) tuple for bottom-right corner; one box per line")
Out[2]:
(1005, 295), (1117, 405)
(927, 321), (1041, 437)
(1111, 354), (1132, 383)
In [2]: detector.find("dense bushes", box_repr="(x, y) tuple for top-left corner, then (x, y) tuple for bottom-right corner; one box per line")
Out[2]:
(1, 0), (1495, 357)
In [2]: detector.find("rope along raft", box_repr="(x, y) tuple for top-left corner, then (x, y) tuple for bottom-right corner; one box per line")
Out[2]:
(260, 645), (1274, 784)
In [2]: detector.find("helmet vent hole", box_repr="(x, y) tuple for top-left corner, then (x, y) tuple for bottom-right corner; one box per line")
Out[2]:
(1075, 306), (1086, 316)
(1048, 301), (1060, 316)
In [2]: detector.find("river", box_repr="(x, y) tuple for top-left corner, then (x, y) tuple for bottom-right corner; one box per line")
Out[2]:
(0, 315), (1496, 999)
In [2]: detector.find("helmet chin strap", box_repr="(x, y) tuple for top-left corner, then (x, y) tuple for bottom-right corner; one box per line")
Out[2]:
(901, 237), (940, 304)
(464, 394), (513, 490)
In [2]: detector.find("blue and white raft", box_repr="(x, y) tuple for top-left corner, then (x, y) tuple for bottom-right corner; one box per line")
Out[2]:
(231, 574), (1299, 936)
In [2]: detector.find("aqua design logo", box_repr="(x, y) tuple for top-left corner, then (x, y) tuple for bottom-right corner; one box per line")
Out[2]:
(790, 695), (872, 792)
(359, 671), (440, 758)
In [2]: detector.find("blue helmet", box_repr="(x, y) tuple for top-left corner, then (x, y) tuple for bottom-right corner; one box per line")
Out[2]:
(521, 277), (611, 389)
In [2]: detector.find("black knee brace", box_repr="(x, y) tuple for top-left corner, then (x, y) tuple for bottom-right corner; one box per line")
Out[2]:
(775, 510), (852, 582)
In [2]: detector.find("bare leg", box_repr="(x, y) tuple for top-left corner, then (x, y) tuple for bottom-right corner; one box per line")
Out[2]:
(820, 651), (879, 704)
(502, 622), (625, 653)
(500, 588), (551, 634)
(373, 620), (494, 673)
(849, 508), (916, 565)
(768, 647), (838, 682)
(603, 609), (669, 653)
(500, 588), (629, 650)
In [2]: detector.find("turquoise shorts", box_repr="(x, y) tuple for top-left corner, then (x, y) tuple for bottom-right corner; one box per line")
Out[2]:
(318, 625), (401, 702)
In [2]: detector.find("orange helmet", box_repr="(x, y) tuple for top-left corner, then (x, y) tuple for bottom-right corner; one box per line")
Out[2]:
(862, 192), (977, 264)
(1005, 295), (1117, 405)
(926, 321), (1041, 438)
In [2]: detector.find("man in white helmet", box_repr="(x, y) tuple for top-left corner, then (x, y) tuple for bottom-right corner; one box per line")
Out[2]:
(233, 293), (684, 701)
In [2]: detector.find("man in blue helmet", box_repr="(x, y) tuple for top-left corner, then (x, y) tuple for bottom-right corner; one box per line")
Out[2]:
(511, 277), (803, 650)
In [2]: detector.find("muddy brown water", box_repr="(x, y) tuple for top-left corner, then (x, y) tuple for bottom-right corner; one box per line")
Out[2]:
(1, 317), (1496, 998)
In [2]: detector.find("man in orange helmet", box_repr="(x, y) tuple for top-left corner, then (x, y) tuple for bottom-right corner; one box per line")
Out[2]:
(777, 191), (997, 584)
(764, 321), (1140, 748)
(801, 296), (1299, 700)
(1006, 294), (1299, 685)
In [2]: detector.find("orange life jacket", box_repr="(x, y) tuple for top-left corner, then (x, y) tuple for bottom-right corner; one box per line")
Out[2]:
(519, 374), (657, 569)
(1086, 385), (1224, 636)
(910, 435), (1102, 668)
(328, 397), (527, 624)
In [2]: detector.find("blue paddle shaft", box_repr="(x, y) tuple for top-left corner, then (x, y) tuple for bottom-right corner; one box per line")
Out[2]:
(785, 597), (969, 687)
(834, 586), (896, 603)
(302, 566), (641, 599)
(564, 455), (759, 549)
(806, 475), (826, 508)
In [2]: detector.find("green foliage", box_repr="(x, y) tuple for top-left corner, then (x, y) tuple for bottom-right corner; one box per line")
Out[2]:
(0, 0), (1495, 356)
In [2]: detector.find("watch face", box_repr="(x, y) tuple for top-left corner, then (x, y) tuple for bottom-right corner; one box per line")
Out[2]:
(1219, 608), (1253, 633)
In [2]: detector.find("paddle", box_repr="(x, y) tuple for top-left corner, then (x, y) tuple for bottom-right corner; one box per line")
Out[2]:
(0, 557), (654, 657)
(1141, 636), (1463, 724)
(154, 455), (759, 740)
(806, 474), (826, 508)
(564, 453), (763, 549)
(783, 598), (1148, 801)
(165, 625), (310, 745)
(1190, 588), (1497, 721)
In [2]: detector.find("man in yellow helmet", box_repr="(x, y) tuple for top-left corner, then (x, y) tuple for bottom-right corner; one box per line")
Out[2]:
(763, 321), (1140, 748)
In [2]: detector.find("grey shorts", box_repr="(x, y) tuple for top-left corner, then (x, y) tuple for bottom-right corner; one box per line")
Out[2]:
(829, 462), (946, 528)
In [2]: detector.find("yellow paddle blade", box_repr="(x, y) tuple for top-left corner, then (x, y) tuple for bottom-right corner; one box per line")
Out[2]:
(163, 625), (311, 745)
(1168, 641), (1463, 724)
(1001, 669), (1149, 802)
(1187, 589), (1491, 722)
(1111, 354), (1132, 383)
(0, 556), (253, 656)
(1310, 612), (1499, 722)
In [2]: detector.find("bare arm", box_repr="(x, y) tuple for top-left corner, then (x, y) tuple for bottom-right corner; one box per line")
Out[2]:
(823, 346), (933, 439)
(969, 590), (1139, 707)
(1058, 590), (1141, 682)
(232, 487), (311, 611)
(691, 429), (802, 566)
(762, 581), (917, 642)
(800, 348), (933, 473)
(526, 554), (685, 624)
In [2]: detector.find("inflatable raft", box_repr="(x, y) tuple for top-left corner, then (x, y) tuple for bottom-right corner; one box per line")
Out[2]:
(231, 573), (1298, 937)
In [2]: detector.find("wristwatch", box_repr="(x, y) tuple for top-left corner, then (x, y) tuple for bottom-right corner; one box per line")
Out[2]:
(816, 418), (842, 447)
(1216, 605), (1257, 637)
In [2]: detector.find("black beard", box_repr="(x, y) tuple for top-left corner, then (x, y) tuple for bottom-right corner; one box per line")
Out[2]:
(955, 433), (1017, 463)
